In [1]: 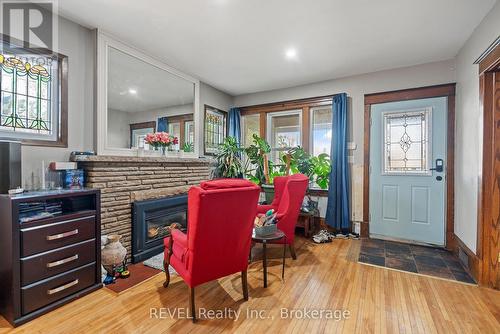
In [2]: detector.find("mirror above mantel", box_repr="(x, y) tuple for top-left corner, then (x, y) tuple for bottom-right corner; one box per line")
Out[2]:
(96, 31), (200, 157)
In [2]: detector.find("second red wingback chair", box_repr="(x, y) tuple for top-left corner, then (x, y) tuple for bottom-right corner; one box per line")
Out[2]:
(163, 179), (260, 322)
(256, 174), (309, 259)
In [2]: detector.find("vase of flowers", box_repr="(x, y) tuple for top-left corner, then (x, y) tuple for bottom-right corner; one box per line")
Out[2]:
(144, 132), (178, 156)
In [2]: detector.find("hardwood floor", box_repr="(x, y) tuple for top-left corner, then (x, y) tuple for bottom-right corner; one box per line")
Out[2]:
(1, 237), (499, 333)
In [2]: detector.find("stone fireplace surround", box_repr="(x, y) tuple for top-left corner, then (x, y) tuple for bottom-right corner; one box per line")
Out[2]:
(72, 155), (212, 257)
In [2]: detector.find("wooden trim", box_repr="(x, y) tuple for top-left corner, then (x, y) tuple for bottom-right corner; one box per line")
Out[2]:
(363, 83), (456, 246)
(478, 40), (500, 288)
(302, 106), (310, 152)
(478, 40), (500, 74)
(364, 83), (456, 105)
(203, 104), (227, 156)
(259, 111), (266, 139)
(0, 34), (68, 148)
(129, 121), (156, 131)
(240, 95), (334, 115)
(454, 235), (481, 283)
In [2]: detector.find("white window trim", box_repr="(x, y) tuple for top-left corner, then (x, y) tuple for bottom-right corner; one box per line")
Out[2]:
(266, 109), (302, 151)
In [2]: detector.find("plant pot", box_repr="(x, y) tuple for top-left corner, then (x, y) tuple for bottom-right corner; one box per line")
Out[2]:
(261, 183), (275, 204)
(101, 234), (127, 273)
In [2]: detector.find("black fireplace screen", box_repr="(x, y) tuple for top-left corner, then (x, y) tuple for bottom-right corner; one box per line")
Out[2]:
(132, 194), (187, 263)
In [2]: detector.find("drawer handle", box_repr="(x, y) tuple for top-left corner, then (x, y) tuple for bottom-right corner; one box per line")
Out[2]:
(46, 254), (79, 268)
(46, 229), (79, 241)
(47, 279), (79, 295)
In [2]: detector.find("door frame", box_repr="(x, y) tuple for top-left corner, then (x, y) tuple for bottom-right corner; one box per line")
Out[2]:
(363, 83), (456, 250)
(477, 41), (500, 288)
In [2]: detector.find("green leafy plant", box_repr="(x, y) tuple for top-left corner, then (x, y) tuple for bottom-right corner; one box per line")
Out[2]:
(243, 134), (272, 184)
(212, 136), (244, 178)
(182, 142), (194, 153)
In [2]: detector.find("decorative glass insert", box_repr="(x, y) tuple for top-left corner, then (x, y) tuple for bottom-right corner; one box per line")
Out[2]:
(383, 109), (431, 174)
(0, 54), (55, 135)
(204, 107), (226, 154)
(311, 105), (332, 156)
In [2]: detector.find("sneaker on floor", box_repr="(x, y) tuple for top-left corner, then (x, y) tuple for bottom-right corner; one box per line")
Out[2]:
(335, 233), (348, 239)
(348, 233), (360, 240)
(312, 230), (333, 243)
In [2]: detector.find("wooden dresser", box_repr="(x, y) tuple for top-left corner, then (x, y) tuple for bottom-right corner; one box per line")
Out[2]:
(0, 189), (102, 327)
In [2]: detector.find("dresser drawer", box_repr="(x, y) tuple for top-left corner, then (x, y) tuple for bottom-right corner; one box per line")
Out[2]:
(21, 215), (96, 257)
(21, 239), (96, 286)
(21, 263), (96, 315)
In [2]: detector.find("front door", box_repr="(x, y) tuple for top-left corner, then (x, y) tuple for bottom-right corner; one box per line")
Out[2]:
(369, 97), (447, 246)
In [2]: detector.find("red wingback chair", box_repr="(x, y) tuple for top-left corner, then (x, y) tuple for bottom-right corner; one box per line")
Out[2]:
(255, 174), (309, 259)
(257, 175), (288, 213)
(163, 179), (260, 322)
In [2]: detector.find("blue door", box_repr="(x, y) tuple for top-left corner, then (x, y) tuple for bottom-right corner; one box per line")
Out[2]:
(369, 97), (447, 246)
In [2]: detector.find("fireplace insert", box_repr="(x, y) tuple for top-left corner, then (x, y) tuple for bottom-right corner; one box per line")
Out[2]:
(132, 194), (188, 263)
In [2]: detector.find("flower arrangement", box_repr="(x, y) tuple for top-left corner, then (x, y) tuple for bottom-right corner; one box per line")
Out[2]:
(145, 132), (178, 155)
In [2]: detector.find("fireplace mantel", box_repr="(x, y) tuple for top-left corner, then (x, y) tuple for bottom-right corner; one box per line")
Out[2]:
(72, 154), (213, 258)
(71, 154), (213, 165)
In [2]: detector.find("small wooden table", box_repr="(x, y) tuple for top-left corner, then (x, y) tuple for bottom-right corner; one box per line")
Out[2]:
(297, 211), (318, 237)
(251, 229), (286, 288)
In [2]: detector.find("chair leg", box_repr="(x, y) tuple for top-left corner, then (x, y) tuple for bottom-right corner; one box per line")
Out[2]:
(163, 258), (171, 288)
(189, 287), (196, 323)
(241, 270), (249, 301)
(163, 236), (174, 288)
(289, 243), (297, 260)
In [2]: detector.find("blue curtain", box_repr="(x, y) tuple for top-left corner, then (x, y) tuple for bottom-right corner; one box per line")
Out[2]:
(157, 117), (168, 132)
(228, 107), (241, 145)
(325, 93), (350, 232)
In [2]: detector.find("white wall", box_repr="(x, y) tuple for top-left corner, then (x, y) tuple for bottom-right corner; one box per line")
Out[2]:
(454, 1), (500, 253)
(234, 60), (456, 220)
(21, 15), (94, 189)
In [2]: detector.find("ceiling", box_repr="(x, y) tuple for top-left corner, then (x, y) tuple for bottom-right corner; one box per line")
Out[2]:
(107, 47), (194, 112)
(58, 0), (497, 96)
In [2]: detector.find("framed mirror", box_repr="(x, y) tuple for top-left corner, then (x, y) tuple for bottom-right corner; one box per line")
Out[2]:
(96, 31), (200, 157)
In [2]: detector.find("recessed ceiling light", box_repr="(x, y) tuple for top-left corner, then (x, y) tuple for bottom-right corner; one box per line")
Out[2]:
(285, 48), (297, 60)
(128, 88), (137, 95)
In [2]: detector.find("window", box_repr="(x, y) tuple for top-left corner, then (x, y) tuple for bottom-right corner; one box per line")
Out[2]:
(241, 113), (260, 147)
(311, 105), (332, 156)
(204, 105), (226, 155)
(0, 40), (67, 146)
(167, 122), (181, 151)
(267, 110), (301, 163)
(184, 120), (194, 145)
(383, 108), (431, 174)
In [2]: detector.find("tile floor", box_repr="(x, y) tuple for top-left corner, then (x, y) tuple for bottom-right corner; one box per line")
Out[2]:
(358, 238), (475, 284)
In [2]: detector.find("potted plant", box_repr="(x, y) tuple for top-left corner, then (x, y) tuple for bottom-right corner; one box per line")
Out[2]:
(212, 136), (244, 178)
(145, 132), (179, 156)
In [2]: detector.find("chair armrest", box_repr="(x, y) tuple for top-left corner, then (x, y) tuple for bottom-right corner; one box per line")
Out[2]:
(171, 228), (188, 248)
(257, 204), (274, 214)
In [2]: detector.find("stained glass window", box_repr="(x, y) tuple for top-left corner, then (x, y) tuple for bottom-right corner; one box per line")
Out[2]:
(383, 109), (431, 174)
(0, 51), (58, 140)
(204, 106), (226, 154)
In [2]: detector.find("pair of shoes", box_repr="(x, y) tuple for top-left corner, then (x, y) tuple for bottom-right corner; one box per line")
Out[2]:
(348, 233), (360, 240)
(313, 229), (335, 244)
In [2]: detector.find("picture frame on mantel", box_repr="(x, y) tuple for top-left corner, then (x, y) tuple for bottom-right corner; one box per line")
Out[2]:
(95, 30), (201, 158)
